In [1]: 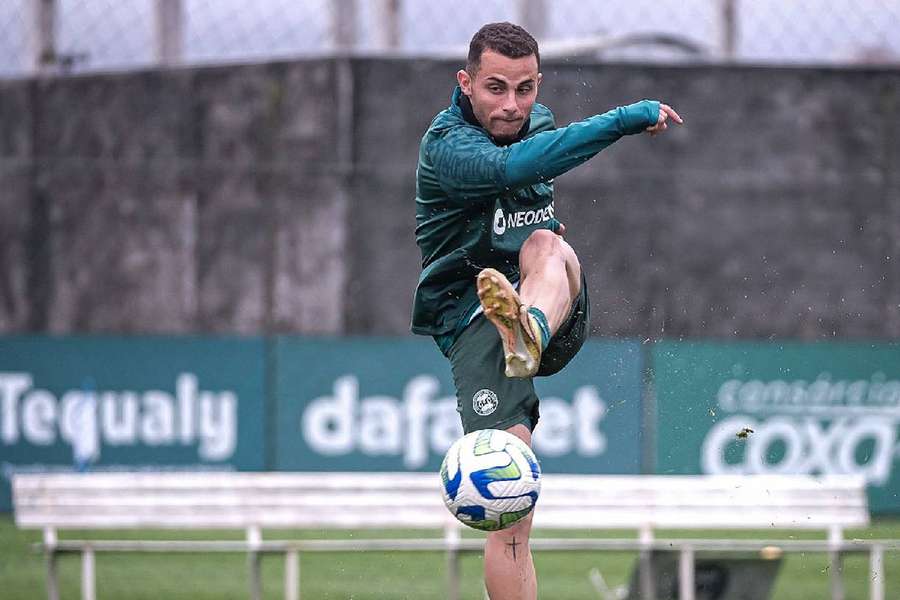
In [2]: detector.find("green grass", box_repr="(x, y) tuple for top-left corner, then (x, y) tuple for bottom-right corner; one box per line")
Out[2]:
(1, 517), (898, 599)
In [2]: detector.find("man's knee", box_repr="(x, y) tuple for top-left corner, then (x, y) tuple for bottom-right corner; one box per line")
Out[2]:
(521, 230), (581, 290)
(521, 229), (562, 259)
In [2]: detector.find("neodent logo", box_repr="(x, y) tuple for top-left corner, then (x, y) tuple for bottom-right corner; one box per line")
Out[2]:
(493, 203), (555, 235)
(0, 372), (237, 461)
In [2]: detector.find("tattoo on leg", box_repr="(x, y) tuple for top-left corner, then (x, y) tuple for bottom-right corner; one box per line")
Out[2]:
(507, 536), (520, 561)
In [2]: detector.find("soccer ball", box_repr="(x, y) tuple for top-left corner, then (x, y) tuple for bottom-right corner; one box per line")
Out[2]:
(440, 429), (541, 531)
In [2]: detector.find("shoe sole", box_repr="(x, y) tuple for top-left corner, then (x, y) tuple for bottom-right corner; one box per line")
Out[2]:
(476, 268), (540, 378)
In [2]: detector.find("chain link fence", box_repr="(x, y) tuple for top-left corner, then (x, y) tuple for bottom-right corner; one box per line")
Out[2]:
(1, 0), (899, 78)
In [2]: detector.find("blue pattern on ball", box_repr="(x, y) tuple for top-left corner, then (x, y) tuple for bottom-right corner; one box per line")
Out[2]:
(456, 504), (486, 521)
(441, 456), (463, 501)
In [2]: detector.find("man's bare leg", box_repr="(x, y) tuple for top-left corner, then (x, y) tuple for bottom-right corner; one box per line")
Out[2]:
(518, 229), (582, 335)
(484, 423), (537, 600)
(481, 231), (580, 596)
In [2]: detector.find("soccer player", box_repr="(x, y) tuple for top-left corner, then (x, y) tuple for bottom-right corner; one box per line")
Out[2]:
(412, 22), (682, 600)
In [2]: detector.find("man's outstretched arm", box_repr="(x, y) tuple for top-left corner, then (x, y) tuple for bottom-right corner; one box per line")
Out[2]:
(429, 100), (682, 199)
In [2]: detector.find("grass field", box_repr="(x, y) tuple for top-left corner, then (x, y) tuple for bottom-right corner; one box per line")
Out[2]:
(2, 516), (898, 599)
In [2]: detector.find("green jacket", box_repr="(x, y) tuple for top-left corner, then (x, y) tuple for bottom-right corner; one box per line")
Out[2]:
(412, 86), (659, 351)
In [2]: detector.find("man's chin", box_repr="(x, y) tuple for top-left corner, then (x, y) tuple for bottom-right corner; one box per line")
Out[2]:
(490, 127), (521, 143)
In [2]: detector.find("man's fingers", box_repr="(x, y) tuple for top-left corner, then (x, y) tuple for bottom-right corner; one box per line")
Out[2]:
(646, 102), (683, 136)
(660, 103), (684, 124)
(647, 121), (668, 136)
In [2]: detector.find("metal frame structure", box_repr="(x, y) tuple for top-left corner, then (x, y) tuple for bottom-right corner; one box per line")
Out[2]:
(21, 0), (740, 76)
(14, 471), (881, 600)
(39, 534), (899, 600)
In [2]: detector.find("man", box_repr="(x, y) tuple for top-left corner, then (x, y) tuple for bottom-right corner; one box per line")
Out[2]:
(411, 22), (682, 600)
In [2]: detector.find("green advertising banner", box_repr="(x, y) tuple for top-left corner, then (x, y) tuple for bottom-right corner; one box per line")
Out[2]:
(0, 336), (266, 511)
(274, 337), (643, 475)
(654, 341), (900, 513)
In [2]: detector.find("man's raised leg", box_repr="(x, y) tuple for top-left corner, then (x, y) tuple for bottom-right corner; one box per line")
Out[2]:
(483, 423), (537, 600)
(477, 229), (582, 377)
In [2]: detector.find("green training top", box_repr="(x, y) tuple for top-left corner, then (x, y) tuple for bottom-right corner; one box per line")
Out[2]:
(412, 86), (659, 351)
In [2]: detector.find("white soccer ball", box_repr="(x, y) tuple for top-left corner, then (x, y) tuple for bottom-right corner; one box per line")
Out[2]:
(440, 429), (541, 531)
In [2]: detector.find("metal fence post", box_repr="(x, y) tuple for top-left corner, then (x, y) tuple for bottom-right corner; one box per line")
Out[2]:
(28, 0), (58, 75)
(43, 527), (59, 600)
(870, 544), (884, 600)
(248, 552), (261, 600)
(285, 549), (299, 600)
(638, 525), (655, 600)
(374, 0), (400, 50)
(155, 0), (183, 66)
(331, 0), (357, 51)
(829, 551), (845, 600)
(247, 525), (262, 600)
(82, 547), (96, 600)
(445, 522), (461, 600)
(517, 0), (547, 40)
(719, 0), (738, 60)
(829, 526), (845, 600)
(45, 551), (59, 600)
(679, 545), (695, 600)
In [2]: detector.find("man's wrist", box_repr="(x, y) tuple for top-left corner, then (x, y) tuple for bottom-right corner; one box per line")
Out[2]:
(620, 99), (660, 133)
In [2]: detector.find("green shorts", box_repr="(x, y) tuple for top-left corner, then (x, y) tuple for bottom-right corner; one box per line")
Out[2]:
(446, 275), (589, 434)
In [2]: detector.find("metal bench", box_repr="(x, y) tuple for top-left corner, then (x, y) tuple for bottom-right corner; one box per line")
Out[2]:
(13, 472), (883, 600)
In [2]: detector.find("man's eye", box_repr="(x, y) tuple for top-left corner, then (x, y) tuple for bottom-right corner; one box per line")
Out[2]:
(518, 87), (533, 94)
(488, 86), (503, 93)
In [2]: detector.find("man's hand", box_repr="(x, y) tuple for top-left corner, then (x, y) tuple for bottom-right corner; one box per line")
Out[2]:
(646, 103), (683, 136)
(550, 219), (566, 236)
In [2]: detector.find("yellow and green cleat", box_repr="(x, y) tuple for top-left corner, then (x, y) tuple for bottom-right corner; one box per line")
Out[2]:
(476, 268), (543, 378)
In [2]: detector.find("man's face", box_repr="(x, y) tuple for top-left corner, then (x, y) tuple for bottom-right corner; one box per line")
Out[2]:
(458, 49), (541, 143)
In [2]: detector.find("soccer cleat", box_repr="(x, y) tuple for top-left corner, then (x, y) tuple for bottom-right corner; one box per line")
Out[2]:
(476, 268), (542, 378)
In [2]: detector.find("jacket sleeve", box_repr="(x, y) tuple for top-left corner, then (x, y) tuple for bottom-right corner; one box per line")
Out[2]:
(428, 100), (659, 199)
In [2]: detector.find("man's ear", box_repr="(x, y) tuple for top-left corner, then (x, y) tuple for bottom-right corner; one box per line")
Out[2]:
(457, 69), (472, 95)
(535, 72), (543, 93)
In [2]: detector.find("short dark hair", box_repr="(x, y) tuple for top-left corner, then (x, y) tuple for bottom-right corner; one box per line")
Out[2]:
(466, 22), (540, 74)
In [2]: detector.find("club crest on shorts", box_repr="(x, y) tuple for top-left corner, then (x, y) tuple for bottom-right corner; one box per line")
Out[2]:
(472, 388), (499, 416)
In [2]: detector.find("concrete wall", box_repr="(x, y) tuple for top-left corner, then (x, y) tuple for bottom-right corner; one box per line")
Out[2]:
(1, 59), (898, 339)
